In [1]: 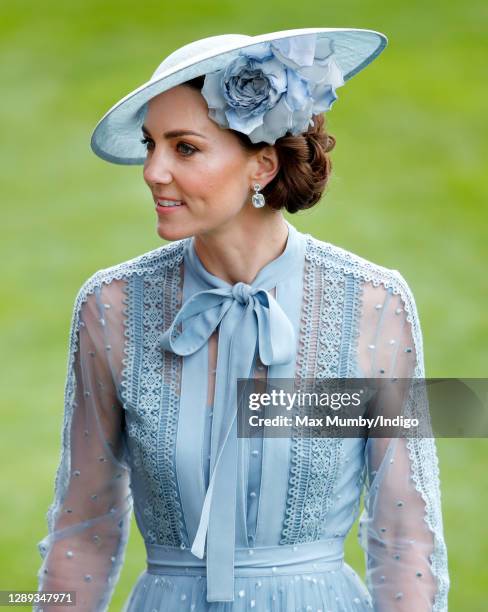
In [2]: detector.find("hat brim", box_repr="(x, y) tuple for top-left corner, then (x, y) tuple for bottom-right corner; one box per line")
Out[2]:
(90, 27), (387, 165)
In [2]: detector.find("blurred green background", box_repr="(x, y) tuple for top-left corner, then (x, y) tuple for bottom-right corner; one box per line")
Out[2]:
(1, 0), (486, 610)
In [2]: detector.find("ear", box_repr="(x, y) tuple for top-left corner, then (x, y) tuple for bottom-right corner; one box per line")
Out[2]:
(249, 145), (280, 188)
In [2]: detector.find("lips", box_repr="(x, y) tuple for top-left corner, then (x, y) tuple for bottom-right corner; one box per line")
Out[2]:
(153, 195), (184, 203)
(155, 201), (186, 214)
(158, 200), (183, 207)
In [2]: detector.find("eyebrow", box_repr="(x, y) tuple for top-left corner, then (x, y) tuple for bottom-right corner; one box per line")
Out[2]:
(141, 125), (207, 140)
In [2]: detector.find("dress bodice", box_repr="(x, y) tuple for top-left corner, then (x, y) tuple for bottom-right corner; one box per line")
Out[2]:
(35, 221), (450, 611)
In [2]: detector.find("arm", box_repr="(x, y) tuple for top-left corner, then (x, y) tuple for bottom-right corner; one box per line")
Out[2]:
(36, 275), (133, 611)
(356, 272), (449, 611)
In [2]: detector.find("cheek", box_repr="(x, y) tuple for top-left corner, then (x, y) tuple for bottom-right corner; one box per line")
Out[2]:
(199, 155), (248, 196)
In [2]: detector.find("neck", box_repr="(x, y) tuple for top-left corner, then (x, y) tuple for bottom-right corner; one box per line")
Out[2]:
(193, 210), (289, 285)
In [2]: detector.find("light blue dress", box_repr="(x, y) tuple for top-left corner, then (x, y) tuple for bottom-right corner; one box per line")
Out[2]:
(35, 220), (449, 611)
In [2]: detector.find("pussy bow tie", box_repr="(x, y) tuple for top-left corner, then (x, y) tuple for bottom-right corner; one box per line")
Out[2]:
(159, 234), (297, 602)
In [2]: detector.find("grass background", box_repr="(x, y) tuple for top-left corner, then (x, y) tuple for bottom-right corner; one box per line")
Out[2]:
(0, 0), (486, 609)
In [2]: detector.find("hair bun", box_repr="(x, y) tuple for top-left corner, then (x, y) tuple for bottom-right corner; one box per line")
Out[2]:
(263, 114), (335, 213)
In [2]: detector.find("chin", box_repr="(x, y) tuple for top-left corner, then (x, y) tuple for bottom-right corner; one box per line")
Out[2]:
(156, 222), (193, 242)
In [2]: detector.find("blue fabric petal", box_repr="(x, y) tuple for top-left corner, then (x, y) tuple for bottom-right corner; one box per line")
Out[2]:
(311, 84), (338, 113)
(271, 34), (316, 68)
(255, 97), (295, 144)
(284, 69), (310, 112)
(200, 33), (346, 145)
(226, 107), (265, 134)
(200, 71), (225, 109)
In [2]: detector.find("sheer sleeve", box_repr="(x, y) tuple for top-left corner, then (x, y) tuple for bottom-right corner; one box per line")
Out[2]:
(35, 274), (133, 611)
(356, 271), (450, 611)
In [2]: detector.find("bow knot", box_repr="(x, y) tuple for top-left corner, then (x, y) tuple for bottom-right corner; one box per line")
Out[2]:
(231, 281), (255, 305)
(159, 281), (295, 367)
(159, 225), (302, 602)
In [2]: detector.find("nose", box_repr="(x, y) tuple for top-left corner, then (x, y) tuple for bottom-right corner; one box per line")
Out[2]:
(143, 148), (173, 186)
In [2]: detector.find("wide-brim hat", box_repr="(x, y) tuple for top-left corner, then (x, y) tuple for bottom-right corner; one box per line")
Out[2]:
(90, 27), (387, 165)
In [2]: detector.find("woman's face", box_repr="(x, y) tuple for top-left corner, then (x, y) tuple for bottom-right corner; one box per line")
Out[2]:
(142, 85), (271, 242)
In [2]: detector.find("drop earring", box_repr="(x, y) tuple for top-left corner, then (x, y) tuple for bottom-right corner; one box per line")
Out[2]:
(251, 183), (265, 208)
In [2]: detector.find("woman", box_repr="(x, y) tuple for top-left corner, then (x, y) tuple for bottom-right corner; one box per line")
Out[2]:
(36, 28), (449, 611)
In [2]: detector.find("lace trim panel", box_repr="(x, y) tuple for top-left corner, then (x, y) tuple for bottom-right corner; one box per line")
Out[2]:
(281, 237), (347, 544)
(306, 236), (449, 610)
(45, 239), (187, 537)
(122, 249), (188, 546)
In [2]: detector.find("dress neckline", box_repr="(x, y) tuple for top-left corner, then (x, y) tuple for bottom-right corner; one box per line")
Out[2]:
(185, 219), (304, 290)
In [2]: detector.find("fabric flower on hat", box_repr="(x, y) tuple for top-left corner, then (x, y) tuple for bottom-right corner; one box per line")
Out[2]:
(201, 33), (345, 144)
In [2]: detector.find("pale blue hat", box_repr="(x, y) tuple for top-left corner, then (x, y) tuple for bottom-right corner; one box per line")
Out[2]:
(90, 27), (387, 165)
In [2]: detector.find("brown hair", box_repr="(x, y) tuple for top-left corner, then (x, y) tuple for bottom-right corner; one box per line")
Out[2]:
(183, 75), (336, 213)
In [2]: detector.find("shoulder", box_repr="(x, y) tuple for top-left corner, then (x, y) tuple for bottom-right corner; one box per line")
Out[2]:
(305, 233), (422, 328)
(305, 233), (416, 302)
(305, 234), (424, 362)
(76, 239), (188, 302)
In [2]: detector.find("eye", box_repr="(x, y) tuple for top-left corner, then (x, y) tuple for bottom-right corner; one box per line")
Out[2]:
(140, 136), (154, 151)
(176, 142), (198, 156)
(139, 138), (198, 157)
